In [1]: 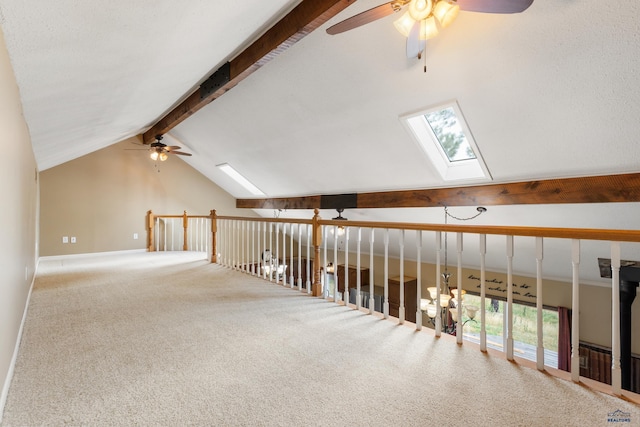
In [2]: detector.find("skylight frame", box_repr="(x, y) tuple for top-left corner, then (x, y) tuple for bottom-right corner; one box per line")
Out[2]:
(400, 101), (492, 182)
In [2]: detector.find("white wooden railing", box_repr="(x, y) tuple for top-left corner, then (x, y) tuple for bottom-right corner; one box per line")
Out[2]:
(213, 210), (640, 397)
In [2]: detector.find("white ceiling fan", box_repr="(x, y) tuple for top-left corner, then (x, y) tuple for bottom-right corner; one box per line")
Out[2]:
(327, 0), (534, 59)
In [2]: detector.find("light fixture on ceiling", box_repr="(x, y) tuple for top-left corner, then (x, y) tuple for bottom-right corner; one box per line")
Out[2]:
(332, 208), (348, 236)
(217, 163), (265, 196)
(393, 0), (459, 39)
(421, 206), (486, 334)
(149, 148), (168, 162)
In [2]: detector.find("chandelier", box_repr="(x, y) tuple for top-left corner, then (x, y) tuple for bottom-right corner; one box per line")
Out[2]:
(421, 206), (486, 334)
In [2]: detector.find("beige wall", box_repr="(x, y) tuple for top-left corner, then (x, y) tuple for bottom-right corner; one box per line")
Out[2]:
(0, 26), (39, 416)
(40, 137), (255, 256)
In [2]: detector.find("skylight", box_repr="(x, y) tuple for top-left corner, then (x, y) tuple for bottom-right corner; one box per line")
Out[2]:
(217, 163), (265, 196)
(401, 101), (491, 182)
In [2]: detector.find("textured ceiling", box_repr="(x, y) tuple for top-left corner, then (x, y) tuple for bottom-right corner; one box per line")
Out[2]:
(1, 0), (639, 283)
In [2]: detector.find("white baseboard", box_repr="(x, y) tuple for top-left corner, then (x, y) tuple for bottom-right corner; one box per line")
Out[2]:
(0, 259), (38, 423)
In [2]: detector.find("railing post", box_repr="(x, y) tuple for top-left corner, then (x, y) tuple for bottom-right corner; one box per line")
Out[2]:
(182, 211), (188, 251)
(536, 237), (544, 370)
(312, 209), (323, 297)
(147, 210), (155, 252)
(211, 210), (217, 263)
(571, 239), (581, 383)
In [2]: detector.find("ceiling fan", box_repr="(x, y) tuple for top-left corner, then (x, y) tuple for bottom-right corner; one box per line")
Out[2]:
(326, 0), (534, 59)
(147, 135), (192, 162)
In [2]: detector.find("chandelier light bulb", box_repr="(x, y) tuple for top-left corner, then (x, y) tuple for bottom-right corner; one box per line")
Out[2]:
(393, 11), (416, 37)
(408, 0), (433, 21)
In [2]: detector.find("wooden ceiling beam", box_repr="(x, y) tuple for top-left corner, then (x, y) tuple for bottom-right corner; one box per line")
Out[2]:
(236, 173), (640, 209)
(142, 0), (356, 144)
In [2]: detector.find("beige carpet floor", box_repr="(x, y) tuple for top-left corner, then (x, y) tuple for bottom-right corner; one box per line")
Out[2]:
(2, 251), (639, 426)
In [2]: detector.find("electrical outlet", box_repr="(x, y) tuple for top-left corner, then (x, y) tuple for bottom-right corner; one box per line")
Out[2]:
(62, 236), (69, 244)
(133, 233), (139, 240)
(71, 236), (77, 244)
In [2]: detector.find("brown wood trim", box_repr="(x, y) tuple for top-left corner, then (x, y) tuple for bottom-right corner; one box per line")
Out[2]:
(236, 173), (640, 210)
(236, 195), (322, 210)
(142, 0), (356, 144)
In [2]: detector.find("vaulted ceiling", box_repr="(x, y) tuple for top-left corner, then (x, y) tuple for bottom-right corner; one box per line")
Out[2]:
(1, 0), (639, 284)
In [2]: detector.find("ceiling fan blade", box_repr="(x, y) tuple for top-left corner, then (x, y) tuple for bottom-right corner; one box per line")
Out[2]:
(171, 151), (192, 156)
(456, 0), (534, 14)
(165, 146), (182, 151)
(326, 1), (407, 35)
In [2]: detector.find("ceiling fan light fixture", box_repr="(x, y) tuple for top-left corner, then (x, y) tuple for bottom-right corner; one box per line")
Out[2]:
(150, 151), (159, 161)
(433, 1), (459, 28)
(408, 0), (433, 21)
(159, 152), (168, 162)
(419, 16), (439, 40)
(393, 11), (416, 37)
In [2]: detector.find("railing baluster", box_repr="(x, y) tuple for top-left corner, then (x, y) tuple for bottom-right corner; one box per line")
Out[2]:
(344, 227), (350, 306)
(369, 228), (375, 315)
(275, 223), (279, 282)
(356, 227), (362, 310)
(282, 223), (287, 286)
(456, 232), (463, 344)
(298, 224), (303, 290)
(333, 225), (339, 302)
(416, 230), (422, 331)
(268, 222), (273, 281)
(251, 222), (255, 275)
(399, 229), (405, 325)
(435, 232), (442, 337)
(383, 229), (389, 319)
(480, 234), (487, 352)
(611, 241), (622, 394)
(506, 235), (514, 360)
(536, 237), (544, 370)
(323, 225), (328, 298)
(290, 224), (295, 288)
(571, 239), (580, 382)
(306, 224), (311, 293)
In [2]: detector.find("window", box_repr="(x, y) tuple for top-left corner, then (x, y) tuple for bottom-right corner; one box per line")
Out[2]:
(461, 294), (559, 369)
(401, 101), (491, 182)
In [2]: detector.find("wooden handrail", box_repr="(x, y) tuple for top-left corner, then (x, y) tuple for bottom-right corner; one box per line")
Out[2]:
(316, 219), (640, 243)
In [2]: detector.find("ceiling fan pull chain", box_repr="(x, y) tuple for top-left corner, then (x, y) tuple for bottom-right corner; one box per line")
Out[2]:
(424, 53), (427, 73)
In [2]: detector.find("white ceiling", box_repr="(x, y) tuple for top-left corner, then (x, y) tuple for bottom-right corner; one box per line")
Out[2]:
(1, 0), (639, 284)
